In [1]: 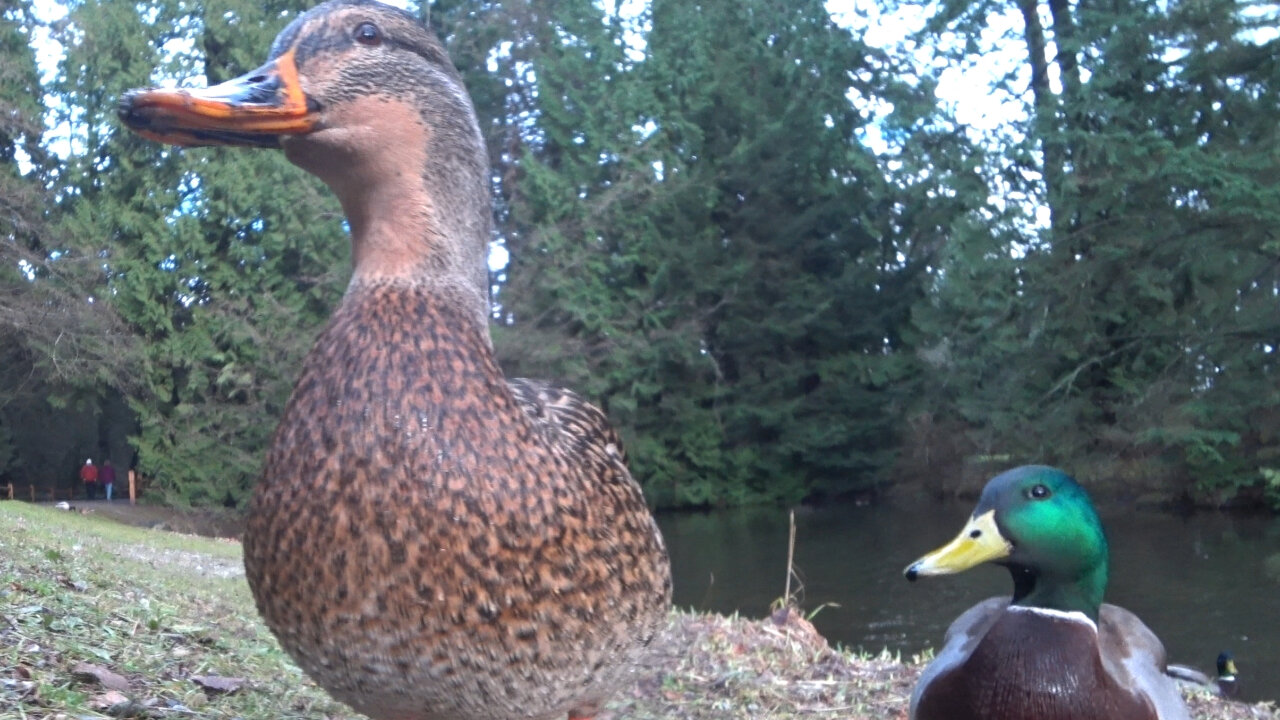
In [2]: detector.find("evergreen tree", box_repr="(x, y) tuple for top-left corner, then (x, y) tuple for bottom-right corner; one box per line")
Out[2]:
(454, 0), (933, 505)
(0, 0), (137, 484)
(905, 0), (1280, 503)
(50, 0), (346, 505)
(637, 0), (914, 503)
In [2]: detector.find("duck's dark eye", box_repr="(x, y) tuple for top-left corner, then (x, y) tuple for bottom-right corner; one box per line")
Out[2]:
(354, 21), (381, 46)
(1029, 483), (1051, 500)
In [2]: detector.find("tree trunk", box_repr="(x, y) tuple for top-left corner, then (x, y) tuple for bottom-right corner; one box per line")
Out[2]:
(1016, 0), (1067, 239)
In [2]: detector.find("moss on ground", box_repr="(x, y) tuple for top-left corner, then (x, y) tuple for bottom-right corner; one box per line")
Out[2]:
(1, 502), (1274, 719)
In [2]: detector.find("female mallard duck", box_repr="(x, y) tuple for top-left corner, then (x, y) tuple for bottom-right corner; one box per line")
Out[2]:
(118, 2), (672, 719)
(903, 465), (1190, 720)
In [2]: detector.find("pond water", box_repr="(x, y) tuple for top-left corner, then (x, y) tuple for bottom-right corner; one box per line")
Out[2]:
(657, 500), (1280, 703)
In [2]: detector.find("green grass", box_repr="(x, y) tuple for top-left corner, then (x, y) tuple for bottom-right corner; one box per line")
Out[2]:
(1, 502), (354, 719)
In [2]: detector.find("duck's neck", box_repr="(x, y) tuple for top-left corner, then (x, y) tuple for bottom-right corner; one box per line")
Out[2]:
(340, 164), (492, 342)
(296, 94), (493, 340)
(1008, 560), (1107, 622)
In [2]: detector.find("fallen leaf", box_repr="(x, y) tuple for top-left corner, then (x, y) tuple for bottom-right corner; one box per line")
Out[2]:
(90, 689), (129, 709)
(94, 691), (151, 718)
(71, 661), (130, 691)
(191, 674), (245, 694)
(1, 678), (37, 700)
(58, 576), (89, 592)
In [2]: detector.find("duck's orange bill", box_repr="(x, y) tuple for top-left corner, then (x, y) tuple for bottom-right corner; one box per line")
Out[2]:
(118, 48), (319, 148)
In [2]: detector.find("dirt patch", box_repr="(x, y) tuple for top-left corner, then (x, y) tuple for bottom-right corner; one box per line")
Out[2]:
(50, 499), (244, 538)
(114, 541), (245, 580)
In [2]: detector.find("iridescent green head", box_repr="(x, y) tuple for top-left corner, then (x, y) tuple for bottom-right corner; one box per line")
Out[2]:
(905, 465), (1109, 621)
(1217, 651), (1237, 681)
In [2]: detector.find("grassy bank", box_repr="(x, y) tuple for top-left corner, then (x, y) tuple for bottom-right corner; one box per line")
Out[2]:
(1, 502), (1273, 719)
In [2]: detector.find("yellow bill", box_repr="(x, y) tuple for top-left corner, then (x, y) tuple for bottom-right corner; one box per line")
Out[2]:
(904, 509), (1012, 580)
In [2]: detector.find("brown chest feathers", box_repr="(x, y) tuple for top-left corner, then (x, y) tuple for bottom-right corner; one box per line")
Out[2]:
(242, 284), (671, 720)
(914, 609), (1157, 720)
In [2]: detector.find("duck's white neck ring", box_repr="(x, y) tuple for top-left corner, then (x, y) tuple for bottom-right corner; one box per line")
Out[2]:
(1008, 604), (1097, 632)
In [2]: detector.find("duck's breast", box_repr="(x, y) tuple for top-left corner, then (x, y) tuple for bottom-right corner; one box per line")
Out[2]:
(243, 286), (668, 720)
(913, 606), (1158, 720)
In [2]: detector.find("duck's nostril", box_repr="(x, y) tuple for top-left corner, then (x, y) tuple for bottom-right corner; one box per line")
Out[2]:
(117, 92), (138, 119)
(116, 95), (149, 128)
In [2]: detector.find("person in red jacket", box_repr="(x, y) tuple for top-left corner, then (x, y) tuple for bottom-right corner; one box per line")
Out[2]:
(79, 458), (99, 500)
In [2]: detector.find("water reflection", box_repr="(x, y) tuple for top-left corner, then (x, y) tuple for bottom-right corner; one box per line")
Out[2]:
(657, 501), (1280, 702)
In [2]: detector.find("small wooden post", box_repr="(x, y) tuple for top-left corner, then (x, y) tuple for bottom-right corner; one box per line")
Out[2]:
(30, 484), (35, 502)
(128, 469), (137, 505)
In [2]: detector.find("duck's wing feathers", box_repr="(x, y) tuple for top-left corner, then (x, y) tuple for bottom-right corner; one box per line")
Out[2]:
(1165, 663), (1212, 687)
(508, 377), (630, 472)
(1099, 603), (1191, 720)
(909, 596), (1008, 715)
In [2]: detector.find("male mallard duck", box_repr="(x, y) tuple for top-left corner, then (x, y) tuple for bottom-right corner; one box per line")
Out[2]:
(903, 465), (1190, 720)
(1168, 650), (1238, 698)
(118, 2), (672, 719)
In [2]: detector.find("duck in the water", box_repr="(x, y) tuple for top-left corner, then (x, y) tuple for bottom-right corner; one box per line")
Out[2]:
(119, 2), (672, 718)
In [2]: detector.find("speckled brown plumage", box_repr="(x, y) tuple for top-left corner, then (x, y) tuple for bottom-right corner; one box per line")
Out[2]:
(244, 285), (670, 720)
(117, 1), (672, 718)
